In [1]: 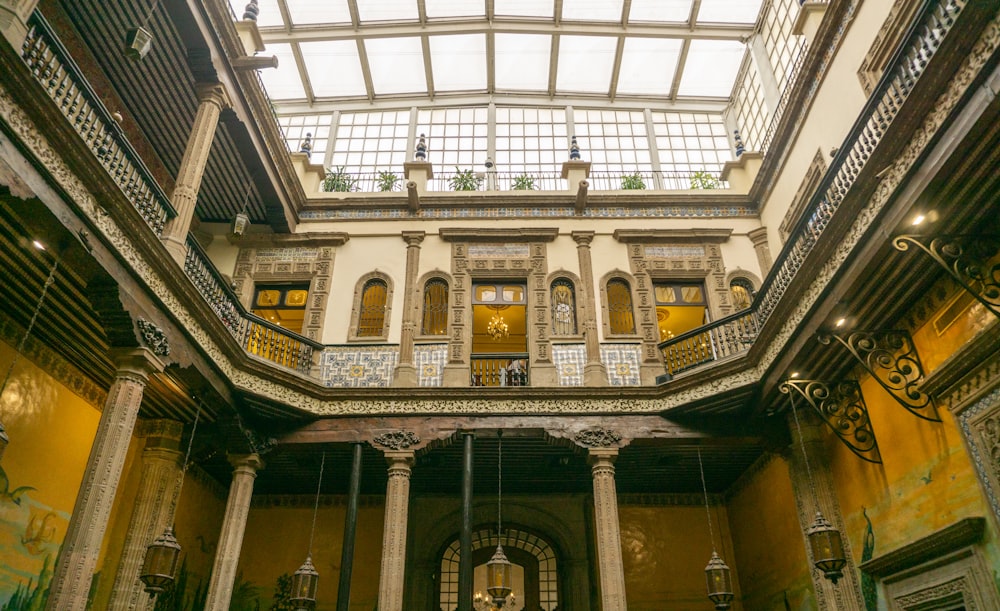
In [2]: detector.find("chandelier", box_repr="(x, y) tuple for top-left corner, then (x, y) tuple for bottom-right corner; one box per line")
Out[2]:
(487, 306), (509, 342)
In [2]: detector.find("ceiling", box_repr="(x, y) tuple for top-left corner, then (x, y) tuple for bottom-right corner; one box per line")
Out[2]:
(239, 0), (761, 112)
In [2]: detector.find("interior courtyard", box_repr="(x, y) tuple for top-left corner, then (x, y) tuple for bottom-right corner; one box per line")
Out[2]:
(0, 0), (999, 609)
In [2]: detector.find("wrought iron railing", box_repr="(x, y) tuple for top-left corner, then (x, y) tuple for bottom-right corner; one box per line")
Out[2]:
(587, 170), (729, 191)
(471, 354), (530, 387)
(184, 237), (322, 373)
(20, 12), (177, 235)
(659, 0), (968, 375)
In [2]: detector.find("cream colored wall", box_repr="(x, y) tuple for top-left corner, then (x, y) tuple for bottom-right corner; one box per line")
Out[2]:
(416, 233), (454, 281)
(547, 234), (581, 281)
(200, 222), (241, 279)
(324, 235), (407, 344)
(720, 233), (764, 284)
(759, 0), (895, 248)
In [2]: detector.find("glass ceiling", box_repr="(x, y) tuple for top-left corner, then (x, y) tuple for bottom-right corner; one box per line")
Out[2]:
(231, 0), (764, 112)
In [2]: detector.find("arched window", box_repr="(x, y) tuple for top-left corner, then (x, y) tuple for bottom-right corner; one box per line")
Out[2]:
(551, 279), (577, 335)
(422, 278), (449, 335)
(357, 278), (388, 337)
(730, 278), (755, 311)
(606, 278), (636, 335)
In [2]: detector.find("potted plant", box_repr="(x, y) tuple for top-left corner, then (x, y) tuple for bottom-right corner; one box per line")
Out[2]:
(376, 170), (400, 192)
(620, 172), (646, 190)
(449, 167), (481, 191)
(322, 166), (358, 192)
(511, 174), (537, 191)
(690, 170), (720, 189)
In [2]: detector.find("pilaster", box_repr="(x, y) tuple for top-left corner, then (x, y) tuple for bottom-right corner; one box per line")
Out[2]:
(46, 348), (165, 611)
(747, 226), (774, 275)
(393, 231), (426, 386)
(161, 82), (232, 264)
(377, 450), (414, 611)
(588, 448), (627, 611)
(572, 231), (607, 386)
(785, 412), (864, 611)
(204, 453), (264, 611)
(107, 420), (184, 611)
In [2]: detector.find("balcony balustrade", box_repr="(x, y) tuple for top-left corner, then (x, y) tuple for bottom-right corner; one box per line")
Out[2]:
(471, 354), (530, 387)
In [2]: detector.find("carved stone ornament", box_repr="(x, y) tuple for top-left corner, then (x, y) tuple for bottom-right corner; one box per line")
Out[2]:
(372, 430), (420, 450)
(137, 318), (170, 356)
(574, 428), (622, 448)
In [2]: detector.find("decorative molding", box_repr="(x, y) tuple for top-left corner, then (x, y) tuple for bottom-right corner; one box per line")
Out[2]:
(921, 319), (1000, 411)
(574, 428), (622, 448)
(251, 494), (385, 509)
(136, 318), (170, 356)
(439, 227), (559, 243)
(300, 205), (755, 221)
(613, 228), (733, 243)
(780, 149), (827, 242)
(860, 517), (985, 577)
(227, 232), (349, 248)
(372, 430), (420, 450)
(957, 387), (1000, 530)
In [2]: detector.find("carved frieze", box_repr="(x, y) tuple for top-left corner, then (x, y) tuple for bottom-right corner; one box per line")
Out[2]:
(137, 318), (170, 356)
(574, 428), (623, 448)
(372, 430), (420, 450)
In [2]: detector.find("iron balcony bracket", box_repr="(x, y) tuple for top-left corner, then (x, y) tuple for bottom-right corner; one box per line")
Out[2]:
(780, 380), (882, 464)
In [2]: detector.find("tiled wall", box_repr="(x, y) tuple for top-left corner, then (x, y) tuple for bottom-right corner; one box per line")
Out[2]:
(320, 346), (399, 387)
(601, 343), (642, 386)
(552, 344), (586, 386)
(414, 344), (448, 387)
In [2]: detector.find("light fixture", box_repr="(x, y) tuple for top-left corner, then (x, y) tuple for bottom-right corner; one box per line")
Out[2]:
(140, 404), (200, 595)
(788, 390), (847, 583)
(486, 306), (510, 342)
(125, 0), (161, 61)
(0, 243), (60, 461)
(487, 431), (513, 608)
(290, 451), (325, 609)
(835, 317), (846, 327)
(231, 181), (253, 238)
(697, 448), (734, 610)
(790, 371), (800, 378)
(911, 214), (926, 226)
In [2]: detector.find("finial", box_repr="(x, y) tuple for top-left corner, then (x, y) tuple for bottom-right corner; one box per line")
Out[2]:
(569, 135), (581, 160)
(733, 129), (745, 157)
(299, 132), (312, 158)
(414, 133), (427, 161)
(243, 0), (259, 21)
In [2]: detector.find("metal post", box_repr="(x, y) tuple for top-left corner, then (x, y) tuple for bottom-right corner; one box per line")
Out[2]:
(458, 432), (474, 611)
(336, 443), (363, 611)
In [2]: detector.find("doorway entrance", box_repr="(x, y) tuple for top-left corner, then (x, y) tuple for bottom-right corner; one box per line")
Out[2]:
(472, 283), (528, 386)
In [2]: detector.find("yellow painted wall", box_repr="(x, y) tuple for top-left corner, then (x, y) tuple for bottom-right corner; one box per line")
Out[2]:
(825, 289), (1000, 596)
(727, 456), (815, 611)
(234, 500), (385, 610)
(0, 340), (100, 606)
(619, 504), (741, 611)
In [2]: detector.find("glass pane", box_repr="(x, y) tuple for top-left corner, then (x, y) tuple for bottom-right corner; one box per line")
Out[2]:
(607, 280), (635, 334)
(358, 281), (388, 336)
(301, 41), (367, 97)
(366, 37), (427, 94)
(425, 0), (484, 18)
(495, 0), (553, 17)
(256, 290), (281, 307)
(495, 34), (551, 91)
(229, 0), (284, 27)
(681, 286), (704, 303)
(258, 43), (307, 100)
(476, 285), (497, 302)
(629, 0), (693, 22)
(357, 0), (419, 22)
(697, 0), (764, 23)
(285, 290), (309, 307)
(562, 0), (624, 22)
(617, 38), (682, 95)
(430, 35), (487, 91)
(677, 39), (746, 97)
(502, 286), (523, 302)
(654, 286), (676, 303)
(422, 280), (449, 335)
(556, 36), (617, 93)
(285, 0), (351, 25)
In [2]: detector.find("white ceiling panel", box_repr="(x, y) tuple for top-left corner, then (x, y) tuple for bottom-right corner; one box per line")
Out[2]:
(677, 39), (746, 97)
(285, 0), (351, 25)
(257, 43), (307, 99)
(301, 41), (367, 97)
(628, 0), (693, 23)
(617, 38), (683, 95)
(556, 35), (617, 93)
(696, 0), (765, 23)
(356, 0), (420, 22)
(561, 0), (625, 22)
(495, 33), (551, 91)
(366, 37), (427, 94)
(429, 34), (487, 91)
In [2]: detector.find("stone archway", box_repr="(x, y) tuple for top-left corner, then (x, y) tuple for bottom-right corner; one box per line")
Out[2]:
(437, 527), (560, 611)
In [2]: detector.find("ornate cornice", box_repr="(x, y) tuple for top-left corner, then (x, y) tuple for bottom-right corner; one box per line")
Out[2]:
(573, 428), (623, 448)
(439, 227), (559, 243)
(921, 320), (1000, 414)
(372, 430), (420, 450)
(860, 517), (986, 577)
(612, 228), (734, 243)
(226, 231), (350, 247)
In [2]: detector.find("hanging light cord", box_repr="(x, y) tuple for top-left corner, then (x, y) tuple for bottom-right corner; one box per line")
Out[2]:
(307, 452), (326, 558)
(170, 404), (201, 516)
(141, 0), (162, 27)
(497, 432), (503, 539)
(697, 448), (716, 553)
(789, 392), (819, 506)
(0, 256), (60, 402)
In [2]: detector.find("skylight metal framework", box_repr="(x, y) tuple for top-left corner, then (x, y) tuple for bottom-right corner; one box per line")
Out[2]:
(238, 0), (762, 113)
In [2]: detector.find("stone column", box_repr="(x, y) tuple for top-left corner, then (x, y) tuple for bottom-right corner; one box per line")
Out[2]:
(572, 231), (607, 386)
(0, 0), (38, 48)
(748, 226), (773, 275)
(46, 348), (165, 611)
(160, 82), (231, 264)
(393, 231), (426, 386)
(786, 412), (864, 611)
(107, 419), (184, 611)
(589, 448), (627, 611)
(204, 454), (264, 611)
(377, 451), (415, 611)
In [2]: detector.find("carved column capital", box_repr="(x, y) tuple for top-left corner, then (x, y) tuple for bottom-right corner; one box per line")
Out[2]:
(110, 347), (166, 381)
(572, 230), (595, 247)
(575, 428), (623, 449)
(228, 452), (265, 474)
(372, 430), (421, 451)
(402, 230), (426, 248)
(195, 82), (232, 110)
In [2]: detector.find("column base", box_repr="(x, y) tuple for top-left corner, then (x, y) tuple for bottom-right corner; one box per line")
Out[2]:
(528, 363), (558, 386)
(584, 362), (608, 387)
(392, 363), (418, 387)
(161, 235), (188, 266)
(442, 363), (469, 387)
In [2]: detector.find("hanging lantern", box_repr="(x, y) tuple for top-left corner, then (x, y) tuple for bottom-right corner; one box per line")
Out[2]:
(124, 26), (153, 61)
(704, 551), (734, 610)
(807, 511), (846, 583)
(486, 544), (512, 606)
(139, 526), (181, 594)
(289, 555), (319, 610)
(231, 210), (250, 238)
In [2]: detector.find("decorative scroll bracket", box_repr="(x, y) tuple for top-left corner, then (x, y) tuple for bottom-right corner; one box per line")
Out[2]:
(818, 329), (940, 422)
(893, 234), (1000, 321)
(780, 380), (882, 464)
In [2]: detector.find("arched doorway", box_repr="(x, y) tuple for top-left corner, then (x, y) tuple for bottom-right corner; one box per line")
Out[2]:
(438, 527), (559, 611)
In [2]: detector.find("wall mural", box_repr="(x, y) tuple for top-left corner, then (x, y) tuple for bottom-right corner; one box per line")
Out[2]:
(0, 466), (66, 610)
(860, 507), (877, 611)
